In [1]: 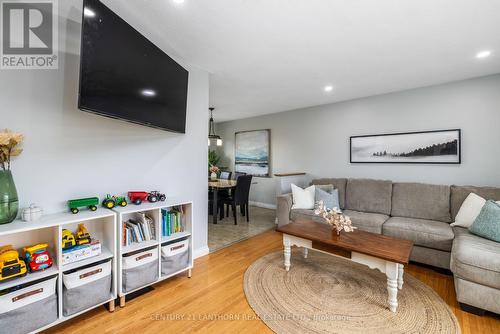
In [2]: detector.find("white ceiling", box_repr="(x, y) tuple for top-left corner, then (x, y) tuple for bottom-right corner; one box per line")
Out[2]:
(106, 0), (500, 122)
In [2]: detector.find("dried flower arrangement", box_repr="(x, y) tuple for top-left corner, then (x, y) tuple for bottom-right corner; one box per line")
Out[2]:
(209, 165), (220, 174)
(314, 200), (356, 235)
(0, 129), (24, 171)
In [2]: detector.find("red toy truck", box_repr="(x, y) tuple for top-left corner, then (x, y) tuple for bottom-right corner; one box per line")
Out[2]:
(23, 244), (53, 272)
(128, 191), (166, 205)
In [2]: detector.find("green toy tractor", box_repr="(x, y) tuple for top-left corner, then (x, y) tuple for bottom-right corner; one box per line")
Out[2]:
(102, 195), (127, 209)
(68, 197), (99, 214)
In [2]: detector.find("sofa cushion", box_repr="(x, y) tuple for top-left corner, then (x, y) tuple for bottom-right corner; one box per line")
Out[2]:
(391, 182), (451, 223)
(343, 209), (389, 234)
(383, 217), (454, 251)
(290, 209), (325, 224)
(469, 200), (500, 243)
(311, 178), (347, 209)
(451, 185), (500, 220)
(451, 227), (500, 289)
(345, 178), (392, 215)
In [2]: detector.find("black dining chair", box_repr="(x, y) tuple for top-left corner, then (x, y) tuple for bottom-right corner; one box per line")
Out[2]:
(219, 175), (252, 224)
(233, 172), (246, 180)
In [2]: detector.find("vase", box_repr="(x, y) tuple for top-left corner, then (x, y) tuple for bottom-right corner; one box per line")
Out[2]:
(210, 172), (217, 180)
(0, 170), (19, 224)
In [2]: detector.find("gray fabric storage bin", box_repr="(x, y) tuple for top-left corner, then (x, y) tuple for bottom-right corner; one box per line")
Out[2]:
(0, 277), (58, 334)
(122, 247), (159, 293)
(63, 260), (112, 316)
(161, 238), (190, 277)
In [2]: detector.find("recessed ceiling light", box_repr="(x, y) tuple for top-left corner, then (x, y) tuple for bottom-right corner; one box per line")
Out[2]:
(141, 89), (156, 97)
(324, 85), (334, 92)
(84, 7), (96, 18)
(476, 50), (492, 59)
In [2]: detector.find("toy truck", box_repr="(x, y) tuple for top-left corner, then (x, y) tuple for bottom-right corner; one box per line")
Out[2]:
(128, 191), (166, 205)
(76, 224), (91, 245)
(23, 243), (53, 272)
(0, 245), (27, 281)
(68, 197), (99, 214)
(102, 194), (127, 209)
(62, 229), (76, 250)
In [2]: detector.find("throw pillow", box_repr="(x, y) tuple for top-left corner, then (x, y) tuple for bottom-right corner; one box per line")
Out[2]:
(291, 184), (316, 210)
(451, 193), (486, 228)
(469, 200), (500, 243)
(315, 187), (340, 210)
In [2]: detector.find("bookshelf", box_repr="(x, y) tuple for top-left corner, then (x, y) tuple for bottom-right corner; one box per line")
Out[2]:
(112, 198), (193, 307)
(0, 208), (117, 333)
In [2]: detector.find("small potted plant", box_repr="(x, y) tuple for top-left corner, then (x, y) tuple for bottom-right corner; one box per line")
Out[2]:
(209, 165), (220, 180)
(0, 129), (24, 224)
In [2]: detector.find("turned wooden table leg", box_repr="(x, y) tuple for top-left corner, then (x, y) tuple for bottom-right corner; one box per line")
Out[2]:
(386, 262), (399, 312)
(188, 268), (192, 278)
(397, 264), (404, 290)
(119, 295), (126, 308)
(284, 237), (291, 271)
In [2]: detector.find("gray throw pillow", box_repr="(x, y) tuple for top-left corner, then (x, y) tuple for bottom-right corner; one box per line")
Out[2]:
(315, 187), (340, 210)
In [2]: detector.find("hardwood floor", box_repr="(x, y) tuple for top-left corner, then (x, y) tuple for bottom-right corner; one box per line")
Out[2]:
(45, 230), (500, 334)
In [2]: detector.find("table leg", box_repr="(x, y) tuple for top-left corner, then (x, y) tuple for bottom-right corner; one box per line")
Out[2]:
(212, 187), (218, 224)
(284, 237), (291, 271)
(397, 264), (404, 290)
(386, 262), (399, 312)
(303, 247), (308, 259)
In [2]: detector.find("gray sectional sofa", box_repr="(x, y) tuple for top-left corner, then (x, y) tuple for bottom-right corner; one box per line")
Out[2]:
(277, 178), (500, 315)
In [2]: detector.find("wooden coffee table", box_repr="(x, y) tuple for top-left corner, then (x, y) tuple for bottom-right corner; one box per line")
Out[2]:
(276, 221), (413, 312)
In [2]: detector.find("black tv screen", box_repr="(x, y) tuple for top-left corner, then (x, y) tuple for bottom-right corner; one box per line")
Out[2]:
(78, 0), (188, 133)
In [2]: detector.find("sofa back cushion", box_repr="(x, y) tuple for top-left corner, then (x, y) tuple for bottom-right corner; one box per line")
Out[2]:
(451, 185), (500, 220)
(391, 182), (451, 222)
(311, 178), (347, 209)
(345, 178), (392, 215)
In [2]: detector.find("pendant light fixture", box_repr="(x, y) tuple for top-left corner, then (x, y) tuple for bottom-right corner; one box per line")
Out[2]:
(208, 107), (222, 146)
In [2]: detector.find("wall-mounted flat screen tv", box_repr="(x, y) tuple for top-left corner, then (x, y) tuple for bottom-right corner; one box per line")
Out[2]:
(78, 0), (188, 133)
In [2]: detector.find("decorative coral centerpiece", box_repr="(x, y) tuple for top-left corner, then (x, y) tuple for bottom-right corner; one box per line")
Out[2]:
(314, 201), (356, 235)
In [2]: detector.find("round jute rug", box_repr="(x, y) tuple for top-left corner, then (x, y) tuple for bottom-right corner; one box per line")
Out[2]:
(244, 249), (461, 334)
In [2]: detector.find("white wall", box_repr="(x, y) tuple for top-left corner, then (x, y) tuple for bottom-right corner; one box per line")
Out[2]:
(0, 0), (209, 256)
(216, 74), (500, 206)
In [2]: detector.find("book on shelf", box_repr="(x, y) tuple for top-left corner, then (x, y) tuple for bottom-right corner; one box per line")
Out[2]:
(161, 206), (186, 237)
(122, 212), (156, 246)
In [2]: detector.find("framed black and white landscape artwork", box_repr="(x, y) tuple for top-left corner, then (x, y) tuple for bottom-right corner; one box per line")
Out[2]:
(350, 129), (461, 164)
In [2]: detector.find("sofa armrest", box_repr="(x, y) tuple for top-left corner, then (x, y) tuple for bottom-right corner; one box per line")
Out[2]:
(277, 193), (293, 227)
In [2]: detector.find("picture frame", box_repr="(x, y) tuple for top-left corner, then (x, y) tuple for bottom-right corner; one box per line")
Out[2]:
(350, 129), (461, 164)
(235, 129), (271, 177)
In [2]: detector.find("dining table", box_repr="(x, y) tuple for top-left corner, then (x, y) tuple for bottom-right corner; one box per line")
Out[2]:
(209, 179), (237, 224)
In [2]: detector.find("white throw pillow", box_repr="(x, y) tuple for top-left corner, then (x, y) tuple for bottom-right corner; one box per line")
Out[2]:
(451, 193), (486, 228)
(291, 184), (316, 210)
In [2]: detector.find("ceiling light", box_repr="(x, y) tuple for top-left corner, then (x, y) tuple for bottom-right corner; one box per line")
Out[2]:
(84, 7), (96, 18)
(324, 85), (334, 92)
(208, 107), (223, 147)
(141, 89), (156, 97)
(476, 50), (492, 59)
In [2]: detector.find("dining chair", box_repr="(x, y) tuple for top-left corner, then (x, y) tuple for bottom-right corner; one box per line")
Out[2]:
(219, 171), (232, 180)
(220, 175), (252, 224)
(233, 172), (246, 180)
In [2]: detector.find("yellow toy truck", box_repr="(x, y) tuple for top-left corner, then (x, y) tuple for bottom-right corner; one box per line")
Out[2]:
(62, 229), (76, 250)
(76, 224), (91, 245)
(0, 245), (27, 281)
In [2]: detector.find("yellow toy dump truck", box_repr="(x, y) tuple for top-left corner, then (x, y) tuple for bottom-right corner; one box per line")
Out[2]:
(0, 245), (27, 281)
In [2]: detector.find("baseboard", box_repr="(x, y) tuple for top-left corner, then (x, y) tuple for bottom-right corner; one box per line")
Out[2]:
(193, 245), (210, 259)
(249, 201), (277, 210)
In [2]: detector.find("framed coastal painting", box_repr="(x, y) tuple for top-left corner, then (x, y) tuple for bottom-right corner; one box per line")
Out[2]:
(350, 129), (461, 164)
(235, 129), (271, 177)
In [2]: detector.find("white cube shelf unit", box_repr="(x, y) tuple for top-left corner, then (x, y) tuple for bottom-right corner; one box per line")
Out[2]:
(0, 208), (117, 334)
(113, 198), (193, 307)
